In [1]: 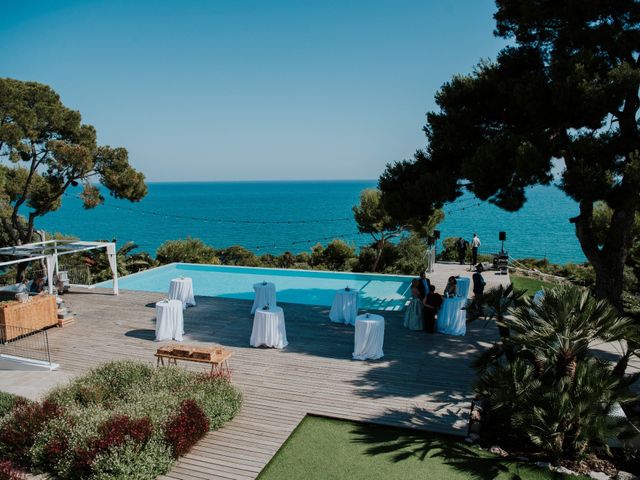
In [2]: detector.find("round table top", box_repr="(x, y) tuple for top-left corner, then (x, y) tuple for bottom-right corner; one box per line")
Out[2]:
(171, 277), (191, 282)
(156, 299), (183, 309)
(255, 305), (283, 316)
(254, 282), (276, 289)
(355, 313), (384, 323)
(336, 289), (359, 297)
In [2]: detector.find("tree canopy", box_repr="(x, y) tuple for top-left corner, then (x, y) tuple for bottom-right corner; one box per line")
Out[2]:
(0, 78), (147, 246)
(379, 0), (640, 308)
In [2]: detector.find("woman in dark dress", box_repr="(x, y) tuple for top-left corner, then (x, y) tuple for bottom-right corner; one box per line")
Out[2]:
(423, 284), (442, 333)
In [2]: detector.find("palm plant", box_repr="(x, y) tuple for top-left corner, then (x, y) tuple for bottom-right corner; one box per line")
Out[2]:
(479, 283), (526, 338)
(473, 285), (640, 461)
(83, 241), (155, 282)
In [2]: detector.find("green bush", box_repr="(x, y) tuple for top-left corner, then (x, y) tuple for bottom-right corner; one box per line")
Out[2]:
(156, 238), (219, 265)
(384, 234), (428, 275)
(0, 392), (26, 419)
(217, 245), (260, 266)
(0, 361), (242, 479)
(474, 286), (639, 461)
(90, 440), (173, 480)
(319, 240), (356, 271)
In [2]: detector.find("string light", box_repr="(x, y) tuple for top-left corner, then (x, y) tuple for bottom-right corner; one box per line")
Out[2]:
(444, 201), (483, 215)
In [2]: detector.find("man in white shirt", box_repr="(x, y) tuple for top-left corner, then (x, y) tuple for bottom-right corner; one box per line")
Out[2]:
(471, 233), (481, 265)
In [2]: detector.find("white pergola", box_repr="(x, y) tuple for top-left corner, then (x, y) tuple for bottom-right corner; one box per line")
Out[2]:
(0, 239), (118, 295)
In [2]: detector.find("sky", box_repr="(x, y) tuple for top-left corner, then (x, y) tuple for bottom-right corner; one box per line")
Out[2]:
(1, 0), (506, 182)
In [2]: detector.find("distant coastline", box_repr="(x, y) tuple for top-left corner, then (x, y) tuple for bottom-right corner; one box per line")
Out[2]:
(38, 181), (585, 265)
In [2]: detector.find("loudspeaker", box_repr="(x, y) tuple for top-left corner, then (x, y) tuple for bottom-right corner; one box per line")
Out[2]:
(434, 230), (441, 239)
(499, 231), (506, 241)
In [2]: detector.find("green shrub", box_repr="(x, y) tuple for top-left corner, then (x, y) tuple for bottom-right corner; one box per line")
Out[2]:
(90, 440), (174, 480)
(0, 399), (65, 466)
(164, 399), (209, 457)
(156, 237), (219, 264)
(0, 459), (26, 480)
(3, 361), (242, 479)
(0, 392), (26, 419)
(474, 286), (639, 461)
(319, 240), (356, 271)
(385, 234), (428, 275)
(217, 245), (260, 266)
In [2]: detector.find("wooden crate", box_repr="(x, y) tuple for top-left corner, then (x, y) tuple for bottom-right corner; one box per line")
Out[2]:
(171, 346), (193, 358)
(57, 317), (75, 328)
(189, 346), (222, 361)
(0, 295), (58, 341)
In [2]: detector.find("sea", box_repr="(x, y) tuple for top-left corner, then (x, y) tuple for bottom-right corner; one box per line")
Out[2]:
(36, 181), (585, 265)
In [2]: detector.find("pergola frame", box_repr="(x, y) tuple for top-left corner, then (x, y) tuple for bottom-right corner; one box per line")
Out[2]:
(0, 239), (118, 295)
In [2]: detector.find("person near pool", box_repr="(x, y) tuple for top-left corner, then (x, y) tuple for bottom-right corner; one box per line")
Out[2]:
(423, 284), (442, 333)
(29, 275), (46, 294)
(418, 271), (431, 298)
(456, 237), (468, 265)
(444, 276), (457, 298)
(472, 264), (486, 297)
(471, 233), (481, 265)
(403, 279), (424, 330)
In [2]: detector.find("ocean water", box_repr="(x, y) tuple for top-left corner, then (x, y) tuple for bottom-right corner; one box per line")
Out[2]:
(36, 181), (585, 264)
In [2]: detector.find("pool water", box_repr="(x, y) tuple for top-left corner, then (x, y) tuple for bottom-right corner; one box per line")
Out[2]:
(98, 263), (412, 311)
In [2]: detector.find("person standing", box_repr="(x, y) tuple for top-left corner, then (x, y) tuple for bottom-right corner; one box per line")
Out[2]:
(472, 264), (486, 297)
(471, 233), (481, 266)
(404, 279), (424, 331)
(456, 237), (467, 265)
(419, 271), (431, 298)
(423, 284), (442, 334)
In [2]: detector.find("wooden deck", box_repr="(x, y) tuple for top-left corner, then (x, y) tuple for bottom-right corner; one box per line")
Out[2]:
(10, 265), (510, 479)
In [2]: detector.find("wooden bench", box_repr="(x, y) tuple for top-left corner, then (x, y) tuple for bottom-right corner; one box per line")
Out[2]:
(154, 344), (233, 377)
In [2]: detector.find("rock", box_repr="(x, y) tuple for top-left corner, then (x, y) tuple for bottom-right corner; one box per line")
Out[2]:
(535, 461), (551, 469)
(588, 472), (610, 480)
(555, 466), (579, 476)
(489, 446), (508, 457)
(616, 471), (637, 480)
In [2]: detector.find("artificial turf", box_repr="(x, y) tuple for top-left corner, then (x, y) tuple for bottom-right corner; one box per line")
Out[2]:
(258, 416), (582, 480)
(511, 275), (556, 297)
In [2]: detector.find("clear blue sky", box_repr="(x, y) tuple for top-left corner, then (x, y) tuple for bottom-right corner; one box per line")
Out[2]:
(1, 0), (505, 182)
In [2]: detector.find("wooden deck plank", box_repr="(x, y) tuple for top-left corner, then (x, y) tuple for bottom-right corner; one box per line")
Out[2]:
(8, 265), (509, 479)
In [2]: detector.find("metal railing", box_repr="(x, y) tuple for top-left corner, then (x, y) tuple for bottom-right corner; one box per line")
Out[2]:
(60, 264), (92, 285)
(0, 324), (52, 366)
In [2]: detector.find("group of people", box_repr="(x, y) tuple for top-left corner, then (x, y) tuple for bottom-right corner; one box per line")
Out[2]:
(456, 233), (481, 265)
(403, 264), (486, 334)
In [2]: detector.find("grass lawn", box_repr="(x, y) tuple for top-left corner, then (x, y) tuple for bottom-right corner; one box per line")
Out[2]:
(511, 275), (557, 297)
(258, 416), (582, 480)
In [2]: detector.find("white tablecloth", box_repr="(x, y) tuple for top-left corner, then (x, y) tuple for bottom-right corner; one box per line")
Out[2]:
(168, 277), (196, 309)
(250, 306), (288, 348)
(329, 289), (359, 325)
(437, 297), (467, 336)
(251, 282), (277, 314)
(353, 314), (384, 360)
(456, 277), (471, 298)
(155, 299), (184, 341)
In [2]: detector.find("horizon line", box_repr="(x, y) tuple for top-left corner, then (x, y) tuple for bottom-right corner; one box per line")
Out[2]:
(141, 178), (379, 184)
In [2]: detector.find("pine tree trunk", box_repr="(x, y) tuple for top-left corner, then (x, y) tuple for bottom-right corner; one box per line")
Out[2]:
(592, 255), (626, 311)
(571, 200), (635, 311)
(372, 238), (384, 273)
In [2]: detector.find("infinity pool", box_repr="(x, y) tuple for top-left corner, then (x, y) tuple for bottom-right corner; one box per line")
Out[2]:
(98, 263), (412, 311)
